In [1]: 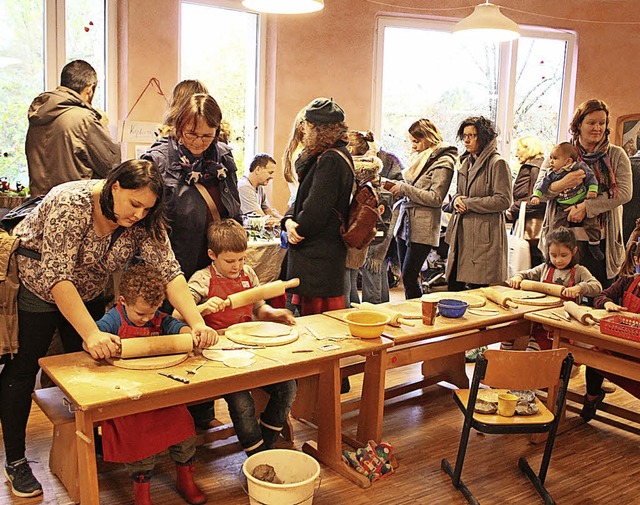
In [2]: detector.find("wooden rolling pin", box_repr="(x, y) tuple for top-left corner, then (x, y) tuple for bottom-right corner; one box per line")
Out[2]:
(224, 278), (300, 309)
(520, 280), (564, 298)
(352, 302), (415, 327)
(563, 301), (597, 325)
(119, 334), (193, 359)
(481, 287), (518, 309)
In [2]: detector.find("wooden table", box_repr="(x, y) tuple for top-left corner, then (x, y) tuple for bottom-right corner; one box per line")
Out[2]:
(39, 314), (393, 503)
(325, 292), (538, 390)
(525, 308), (640, 426)
(245, 239), (287, 283)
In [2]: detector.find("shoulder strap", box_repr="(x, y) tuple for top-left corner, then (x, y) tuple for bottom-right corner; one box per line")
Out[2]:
(323, 147), (355, 174)
(195, 183), (221, 222)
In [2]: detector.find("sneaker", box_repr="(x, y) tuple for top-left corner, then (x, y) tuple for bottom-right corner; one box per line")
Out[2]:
(601, 378), (617, 393)
(580, 390), (605, 423)
(465, 346), (487, 363)
(4, 459), (43, 498)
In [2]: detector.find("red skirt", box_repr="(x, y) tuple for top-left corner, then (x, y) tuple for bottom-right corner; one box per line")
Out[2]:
(292, 294), (345, 316)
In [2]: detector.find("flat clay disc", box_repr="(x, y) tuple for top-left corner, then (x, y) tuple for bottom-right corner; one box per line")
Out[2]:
(225, 322), (299, 347)
(510, 290), (546, 300)
(387, 301), (422, 318)
(106, 353), (188, 370)
(421, 292), (486, 308)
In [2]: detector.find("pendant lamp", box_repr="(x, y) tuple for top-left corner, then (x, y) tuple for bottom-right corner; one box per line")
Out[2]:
(242, 0), (324, 14)
(453, 1), (520, 42)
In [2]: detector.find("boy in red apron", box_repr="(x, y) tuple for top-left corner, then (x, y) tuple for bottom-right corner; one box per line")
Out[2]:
(585, 240), (640, 421)
(178, 219), (296, 456)
(503, 227), (601, 351)
(97, 264), (206, 505)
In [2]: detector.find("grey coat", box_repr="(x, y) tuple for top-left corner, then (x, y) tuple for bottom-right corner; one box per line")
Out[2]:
(393, 143), (457, 246)
(445, 139), (512, 285)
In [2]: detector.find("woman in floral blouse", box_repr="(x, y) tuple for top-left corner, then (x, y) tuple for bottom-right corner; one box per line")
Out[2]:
(0, 159), (217, 498)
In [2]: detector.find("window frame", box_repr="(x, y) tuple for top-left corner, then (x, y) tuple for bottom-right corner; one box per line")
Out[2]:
(372, 16), (577, 161)
(179, 0), (267, 166)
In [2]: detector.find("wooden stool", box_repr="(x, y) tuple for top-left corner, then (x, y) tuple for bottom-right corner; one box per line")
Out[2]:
(32, 387), (80, 504)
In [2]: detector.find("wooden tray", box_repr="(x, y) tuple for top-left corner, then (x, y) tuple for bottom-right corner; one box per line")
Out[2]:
(421, 292), (486, 308)
(225, 322), (299, 347)
(106, 353), (188, 370)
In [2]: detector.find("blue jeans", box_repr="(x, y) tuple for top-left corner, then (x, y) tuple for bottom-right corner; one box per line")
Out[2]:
(224, 380), (297, 454)
(396, 237), (432, 300)
(343, 269), (360, 308)
(361, 263), (390, 304)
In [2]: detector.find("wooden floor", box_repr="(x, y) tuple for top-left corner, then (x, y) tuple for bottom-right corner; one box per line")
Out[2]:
(0, 361), (638, 505)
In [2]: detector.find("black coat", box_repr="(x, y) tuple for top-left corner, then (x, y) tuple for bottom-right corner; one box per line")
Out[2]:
(285, 141), (354, 297)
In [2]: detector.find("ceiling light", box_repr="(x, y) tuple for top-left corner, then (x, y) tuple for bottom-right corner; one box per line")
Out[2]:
(242, 0), (324, 14)
(453, 1), (520, 42)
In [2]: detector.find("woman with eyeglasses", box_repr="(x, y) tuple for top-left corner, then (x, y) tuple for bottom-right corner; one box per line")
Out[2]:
(142, 93), (241, 284)
(386, 119), (458, 300)
(445, 116), (512, 290)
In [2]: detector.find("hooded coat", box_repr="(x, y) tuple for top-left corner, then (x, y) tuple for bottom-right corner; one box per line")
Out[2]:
(445, 139), (512, 285)
(25, 86), (121, 196)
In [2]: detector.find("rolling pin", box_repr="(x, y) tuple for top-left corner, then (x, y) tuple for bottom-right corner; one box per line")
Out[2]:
(224, 278), (300, 309)
(481, 287), (518, 309)
(563, 301), (597, 325)
(352, 302), (415, 327)
(119, 334), (193, 358)
(520, 280), (564, 298)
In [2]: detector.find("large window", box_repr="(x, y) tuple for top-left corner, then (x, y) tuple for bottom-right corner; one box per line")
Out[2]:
(181, 1), (261, 172)
(374, 18), (576, 169)
(0, 0), (114, 188)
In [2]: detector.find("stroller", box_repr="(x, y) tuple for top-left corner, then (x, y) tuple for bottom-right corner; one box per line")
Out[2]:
(420, 225), (448, 293)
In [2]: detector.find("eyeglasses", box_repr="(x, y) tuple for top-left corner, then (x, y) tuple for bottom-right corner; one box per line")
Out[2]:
(462, 134), (478, 140)
(183, 132), (216, 143)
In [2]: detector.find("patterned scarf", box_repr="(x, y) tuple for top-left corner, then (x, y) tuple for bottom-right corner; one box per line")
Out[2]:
(574, 137), (618, 198)
(173, 138), (228, 186)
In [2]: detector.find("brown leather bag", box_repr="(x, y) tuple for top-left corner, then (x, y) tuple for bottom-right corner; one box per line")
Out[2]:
(523, 215), (544, 241)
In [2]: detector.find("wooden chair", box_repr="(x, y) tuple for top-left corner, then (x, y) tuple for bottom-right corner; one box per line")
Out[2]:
(441, 349), (574, 505)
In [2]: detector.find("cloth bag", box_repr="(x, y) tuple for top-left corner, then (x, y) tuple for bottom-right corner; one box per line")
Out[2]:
(507, 201), (531, 279)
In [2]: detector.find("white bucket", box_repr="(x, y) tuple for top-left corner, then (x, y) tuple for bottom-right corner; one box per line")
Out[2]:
(242, 449), (321, 505)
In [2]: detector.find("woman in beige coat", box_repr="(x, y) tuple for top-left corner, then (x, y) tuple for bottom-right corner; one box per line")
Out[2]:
(445, 116), (512, 290)
(388, 119), (457, 299)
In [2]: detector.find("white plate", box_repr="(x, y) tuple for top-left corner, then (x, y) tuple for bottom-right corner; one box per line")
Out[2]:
(223, 356), (255, 368)
(202, 349), (255, 362)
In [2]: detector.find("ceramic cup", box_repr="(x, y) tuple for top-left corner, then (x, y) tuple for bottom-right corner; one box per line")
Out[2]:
(421, 295), (437, 325)
(497, 393), (519, 417)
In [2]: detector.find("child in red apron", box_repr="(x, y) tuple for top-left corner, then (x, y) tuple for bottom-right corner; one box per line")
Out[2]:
(584, 240), (640, 421)
(96, 264), (206, 505)
(178, 219), (297, 456)
(503, 227), (601, 351)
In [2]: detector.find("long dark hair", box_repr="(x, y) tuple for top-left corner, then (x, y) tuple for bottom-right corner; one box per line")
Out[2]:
(100, 159), (167, 241)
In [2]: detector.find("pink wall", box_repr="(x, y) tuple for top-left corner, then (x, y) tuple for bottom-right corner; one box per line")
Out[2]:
(119, 0), (640, 210)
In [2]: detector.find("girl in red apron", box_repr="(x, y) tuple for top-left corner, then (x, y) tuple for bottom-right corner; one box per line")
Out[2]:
(503, 227), (602, 351)
(583, 241), (640, 421)
(96, 264), (206, 505)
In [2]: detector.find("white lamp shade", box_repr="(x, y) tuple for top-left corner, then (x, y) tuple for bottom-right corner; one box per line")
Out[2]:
(453, 2), (520, 42)
(242, 0), (324, 14)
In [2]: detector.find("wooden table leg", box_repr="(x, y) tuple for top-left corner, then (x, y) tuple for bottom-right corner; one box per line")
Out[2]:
(356, 350), (386, 445)
(421, 352), (469, 389)
(303, 360), (371, 488)
(75, 410), (100, 504)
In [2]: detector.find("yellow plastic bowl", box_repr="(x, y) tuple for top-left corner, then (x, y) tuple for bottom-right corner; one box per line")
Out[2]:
(343, 310), (391, 339)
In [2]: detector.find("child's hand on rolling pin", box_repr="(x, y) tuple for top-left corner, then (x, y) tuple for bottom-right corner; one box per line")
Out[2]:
(190, 323), (218, 348)
(84, 330), (121, 360)
(199, 296), (227, 315)
(508, 275), (523, 289)
(604, 301), (626, 312)
(561, 285), (582, 299)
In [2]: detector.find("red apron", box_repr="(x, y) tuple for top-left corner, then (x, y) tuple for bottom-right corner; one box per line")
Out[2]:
(531, 267), (576, 350)
(203, 265), (254, 330)
(101, 303), (196, 463)
(622, 275), (640, 313)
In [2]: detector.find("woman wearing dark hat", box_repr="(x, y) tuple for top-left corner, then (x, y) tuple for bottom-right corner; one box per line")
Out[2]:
(283, 98), (354, 315)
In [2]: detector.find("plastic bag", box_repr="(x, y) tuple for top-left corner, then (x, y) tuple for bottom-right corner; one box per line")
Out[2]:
(507, 201), (531, 279)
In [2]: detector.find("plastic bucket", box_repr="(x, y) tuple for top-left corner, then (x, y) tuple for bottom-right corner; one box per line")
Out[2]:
(241, 449), (321, 505)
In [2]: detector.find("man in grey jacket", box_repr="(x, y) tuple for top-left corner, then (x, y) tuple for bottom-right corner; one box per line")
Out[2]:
(25, 60), (120, 196)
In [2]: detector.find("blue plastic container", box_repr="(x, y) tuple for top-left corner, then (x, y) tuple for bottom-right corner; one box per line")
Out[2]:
(437, 298), (469, 318)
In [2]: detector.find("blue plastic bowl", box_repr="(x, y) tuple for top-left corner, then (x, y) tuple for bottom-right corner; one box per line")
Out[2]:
(437, 298), (469, 318)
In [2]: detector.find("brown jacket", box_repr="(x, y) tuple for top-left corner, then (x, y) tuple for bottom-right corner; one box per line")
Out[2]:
(0, 229), (20, 357)
(26, 86), (121, 196)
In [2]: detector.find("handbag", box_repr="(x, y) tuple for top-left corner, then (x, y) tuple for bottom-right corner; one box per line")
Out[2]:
(507, 201), (531, 279)
(523, 215), (544, 242)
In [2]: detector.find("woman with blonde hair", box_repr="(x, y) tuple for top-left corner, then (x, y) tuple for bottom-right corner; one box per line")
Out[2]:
(281, 108), (306, 206)
(388, 118), (457, 299)
(506, 135), (546, 266)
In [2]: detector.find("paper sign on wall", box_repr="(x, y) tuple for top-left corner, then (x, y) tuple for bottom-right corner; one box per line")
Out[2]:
(119, 121), (158, 143)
